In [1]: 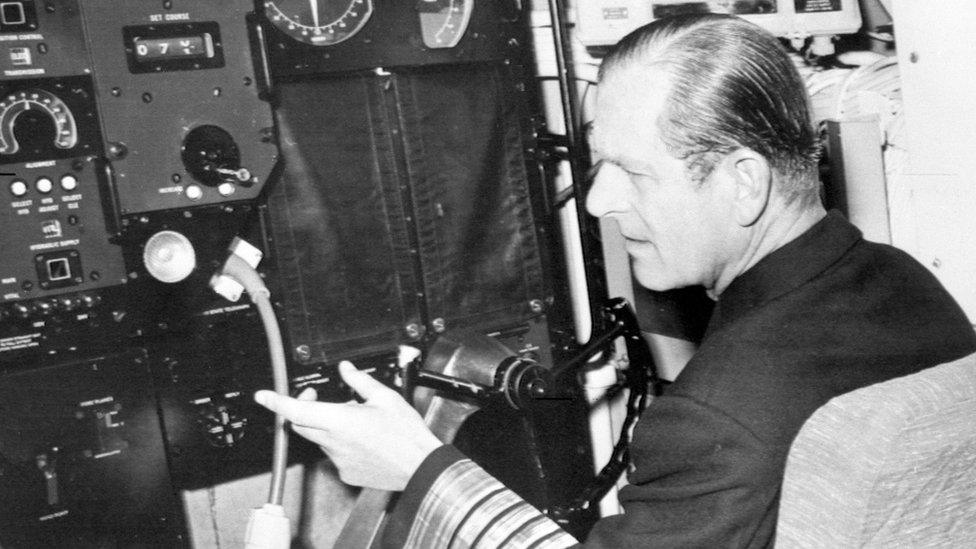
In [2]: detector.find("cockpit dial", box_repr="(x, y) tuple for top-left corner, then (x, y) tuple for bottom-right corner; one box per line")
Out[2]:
(263, 0), (374, 46)
(416, 0), (473, 49)
(0, 89), (78, 156)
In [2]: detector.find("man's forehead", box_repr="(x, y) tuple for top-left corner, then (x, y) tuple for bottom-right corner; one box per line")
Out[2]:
(595, 67), (670, 123)
(598, 62), (672, 98)
(591, 90), (664, 157)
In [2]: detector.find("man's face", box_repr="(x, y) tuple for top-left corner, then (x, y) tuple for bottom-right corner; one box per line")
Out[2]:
(586, 66), (736, 294)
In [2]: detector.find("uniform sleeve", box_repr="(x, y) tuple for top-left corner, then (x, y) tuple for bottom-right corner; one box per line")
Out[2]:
(382, 445), (578, 549)
(384, 397), (783, 549)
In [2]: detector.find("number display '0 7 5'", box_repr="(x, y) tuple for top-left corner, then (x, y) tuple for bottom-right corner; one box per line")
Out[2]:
(133, 35), (213, 60)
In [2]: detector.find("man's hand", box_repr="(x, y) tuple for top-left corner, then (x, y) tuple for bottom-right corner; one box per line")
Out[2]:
(254, 361), (443, 491)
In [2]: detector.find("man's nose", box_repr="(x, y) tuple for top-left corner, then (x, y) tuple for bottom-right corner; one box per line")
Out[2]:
(585, 163), (626, 218)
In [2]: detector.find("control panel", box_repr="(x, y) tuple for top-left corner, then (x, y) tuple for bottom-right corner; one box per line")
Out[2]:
(0, 0), (591, 544)
(0, 0), (281, 359)
(0, 349), (185, 547)
(0, 0), (283, 542)
(80, 1), (278, 214)
(0, 85), (125, 300)
(0, 2), (129, 363)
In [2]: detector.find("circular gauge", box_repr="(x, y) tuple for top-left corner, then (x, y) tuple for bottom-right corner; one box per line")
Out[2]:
(416, 0), (473, 49)
(0, 89), (78, 155)
(264, 0), (374, 46)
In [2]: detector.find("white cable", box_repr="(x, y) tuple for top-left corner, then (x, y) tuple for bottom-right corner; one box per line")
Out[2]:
(211, 245), (292, 549)
(243, 504), (291, 549)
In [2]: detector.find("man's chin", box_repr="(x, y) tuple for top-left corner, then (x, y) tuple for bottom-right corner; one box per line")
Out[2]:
(632, 270), (679, 292)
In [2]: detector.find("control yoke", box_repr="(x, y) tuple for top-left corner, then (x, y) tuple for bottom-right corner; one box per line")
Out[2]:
(410, 297), (663, 520)
(411, 297), (662, 411)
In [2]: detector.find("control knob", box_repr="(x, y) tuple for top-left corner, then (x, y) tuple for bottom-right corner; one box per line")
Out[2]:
(198, 400), (248, 448)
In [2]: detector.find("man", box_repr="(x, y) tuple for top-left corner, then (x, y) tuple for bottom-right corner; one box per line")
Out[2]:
(255, 14), (976, 547)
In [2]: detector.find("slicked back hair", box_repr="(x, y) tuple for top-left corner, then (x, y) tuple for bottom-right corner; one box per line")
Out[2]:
(598, 14), (822, 206)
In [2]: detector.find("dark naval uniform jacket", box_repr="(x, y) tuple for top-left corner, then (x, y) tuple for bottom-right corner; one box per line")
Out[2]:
(382, 211), (976, 548)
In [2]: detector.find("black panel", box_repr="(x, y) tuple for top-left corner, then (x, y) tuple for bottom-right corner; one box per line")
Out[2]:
(149, 311), (318, 489)
(397, 63), (547, 330)
(0, 349), (186, 548)
(265, 61), (551, 361)
(268, 74), (422, 362)
(81, 0), (279, 214)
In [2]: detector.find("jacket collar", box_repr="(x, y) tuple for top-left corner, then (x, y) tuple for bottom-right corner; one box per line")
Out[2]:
(705, 210), (861, 335)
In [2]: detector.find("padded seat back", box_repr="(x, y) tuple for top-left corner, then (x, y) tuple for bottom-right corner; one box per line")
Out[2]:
(776, 352), (976, 547)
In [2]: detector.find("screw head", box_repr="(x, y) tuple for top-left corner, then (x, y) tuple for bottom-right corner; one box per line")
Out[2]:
(404, 323), (422, 340)
(294, 345), (312, 362)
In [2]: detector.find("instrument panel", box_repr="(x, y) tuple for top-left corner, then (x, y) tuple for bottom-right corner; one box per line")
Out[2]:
(259, 0), (522, 78)
(0, 0), (588, 545)
(262, 0), (477, 50)
(0, 0), (128, 346)
(82, 2), (278, 215)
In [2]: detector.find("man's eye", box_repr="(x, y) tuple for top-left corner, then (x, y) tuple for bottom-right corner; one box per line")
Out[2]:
(624, 167), (653, 180)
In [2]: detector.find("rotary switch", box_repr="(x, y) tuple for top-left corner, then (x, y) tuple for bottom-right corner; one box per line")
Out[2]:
(195, 393), (248, 448)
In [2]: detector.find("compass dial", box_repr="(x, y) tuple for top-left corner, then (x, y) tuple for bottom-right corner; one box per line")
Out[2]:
(264, 0), (374, 46)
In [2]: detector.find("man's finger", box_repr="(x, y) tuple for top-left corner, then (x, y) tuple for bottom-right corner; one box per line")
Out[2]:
(254, 390), (331, 427)
(337, 360), (390, 401)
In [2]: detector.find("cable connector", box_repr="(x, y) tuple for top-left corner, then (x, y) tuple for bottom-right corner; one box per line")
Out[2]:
(243, 503), (291, 549)
(211, 237), (264, 302)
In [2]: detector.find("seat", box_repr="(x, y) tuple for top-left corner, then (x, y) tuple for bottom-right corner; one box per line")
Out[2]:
(775, 352), (976, 548)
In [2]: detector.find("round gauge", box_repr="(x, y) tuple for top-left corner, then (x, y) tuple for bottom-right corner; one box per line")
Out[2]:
(416, 0), (473, 49)
(264, 0), (374, 46)
(0, 89), (77, 156)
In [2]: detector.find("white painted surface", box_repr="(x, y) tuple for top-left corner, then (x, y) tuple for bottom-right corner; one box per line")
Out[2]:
(182, 461), (356, 548)
(890, 0), (976, 322)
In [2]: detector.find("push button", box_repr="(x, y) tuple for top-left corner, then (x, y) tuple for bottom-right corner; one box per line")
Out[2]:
(60, 174), (78, 191)
(35, 177), (53, 194)
(0, 1), (36, 33)
(0, 2), (26, 25)
(9, 179), (27, 196)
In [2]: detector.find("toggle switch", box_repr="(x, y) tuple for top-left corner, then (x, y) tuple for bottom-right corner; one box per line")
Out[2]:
(214, 166), (251, 183)
(36, 449), (60, 507)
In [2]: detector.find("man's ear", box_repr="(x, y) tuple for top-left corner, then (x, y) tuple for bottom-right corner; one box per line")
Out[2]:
(721, 148), (771, 227)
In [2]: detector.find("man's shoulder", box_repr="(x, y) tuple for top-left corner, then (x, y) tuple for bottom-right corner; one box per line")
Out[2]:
(845, 236), (946, 288)
(670, 235), (975, 445)
(712, 234), (970, 351)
